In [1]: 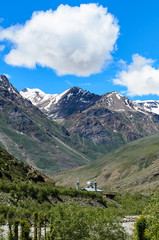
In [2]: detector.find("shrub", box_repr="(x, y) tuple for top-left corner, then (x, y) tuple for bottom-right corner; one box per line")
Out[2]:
(47, 201), (127, 240)
(20, 220), (31, 240)
(135, 216), (147, 240)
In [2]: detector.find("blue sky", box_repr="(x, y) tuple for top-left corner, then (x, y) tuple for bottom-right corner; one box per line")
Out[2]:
(1, 0), (159, 100)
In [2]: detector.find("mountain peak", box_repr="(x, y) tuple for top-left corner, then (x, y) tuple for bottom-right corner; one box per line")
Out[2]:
(106, 91), (124, 99)
(20, 88), (53, 106)
(70, 86), (81, 91)
(95, 91), (149, 114)
(0, 75), (10, 87)
(20, 87), (100, 119)
(0, 74), (19, 95)
(66, 87), (87, 96)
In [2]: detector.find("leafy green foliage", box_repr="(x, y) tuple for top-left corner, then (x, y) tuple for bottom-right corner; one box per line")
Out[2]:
(0, 180), (106, 223)
(0, 179), (133, 240)
(113, 193), (150, 216)
(134, 193), (159, 239)
(143, 194), (159, 239)
(2, 202), (127, 240)
(135, 216), (147, 240)
(20, 220), (31, 240)
(48, 201), (127, 240)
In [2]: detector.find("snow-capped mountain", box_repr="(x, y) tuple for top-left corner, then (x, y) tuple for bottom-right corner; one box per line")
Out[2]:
(20, 88), (54, 105)
(21, 88), (153, 120)
(20, 86), (159, 146)
(3, 73), (159, 176)
(20, 87), (101, 120)
(96, 91), (148, 114)
(22, 86), (158, 144)
(136, 100), (159, 115)
(64, 90), (159, 145)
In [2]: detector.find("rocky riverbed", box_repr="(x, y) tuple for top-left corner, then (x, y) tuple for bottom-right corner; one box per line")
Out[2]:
(121, 215), (139, 236)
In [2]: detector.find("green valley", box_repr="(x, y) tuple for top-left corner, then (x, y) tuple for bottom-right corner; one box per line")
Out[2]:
(0, 146), (151, 240)
(53, 131), (159, 192)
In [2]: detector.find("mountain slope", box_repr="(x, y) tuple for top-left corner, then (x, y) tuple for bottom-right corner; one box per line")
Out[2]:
(0, 75), (93, 174)
(53, 131), (159, 192)
(0, 146), (48, 182)
(63, 91), (159, 150)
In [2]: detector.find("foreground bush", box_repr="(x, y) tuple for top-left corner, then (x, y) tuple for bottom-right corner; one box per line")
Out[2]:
(5, 202), (127, 240)
(134, 194), (159, 240)
(47, 201), (127, 240)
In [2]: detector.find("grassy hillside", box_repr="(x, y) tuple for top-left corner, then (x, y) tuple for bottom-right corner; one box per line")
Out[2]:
(0, 103), (97, 174)
(53, 131), (159, 192)
(0, 146), (49, 182)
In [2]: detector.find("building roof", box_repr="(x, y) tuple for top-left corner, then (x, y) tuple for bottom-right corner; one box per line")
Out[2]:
(82, 187), (103, 192)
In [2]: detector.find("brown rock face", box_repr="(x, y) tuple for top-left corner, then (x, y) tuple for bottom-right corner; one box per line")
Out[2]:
(65, 92), (159, 147)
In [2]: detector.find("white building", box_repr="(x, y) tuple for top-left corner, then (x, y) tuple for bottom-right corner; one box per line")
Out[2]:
(76, 178), (103, 193)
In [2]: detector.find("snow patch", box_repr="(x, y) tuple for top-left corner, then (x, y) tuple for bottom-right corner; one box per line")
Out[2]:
(116, 93), (121, 100)
(41, 94), (57, 105)
(136, 100), (159, 115)
(67, 93), (73, 99)
(53, 88), (71, 104)
(107, 92), (114, 98)
(134, 105), (148, 115)
(107, 91), (123, 99)
(115, 109), (125, 112)
(124, 99), (133, 110)
(20, 88), (46, 102)
(44, 98), (56, 110)
(20, 88), (58, 108)
(8, 86), (17, 95)
(152, 108), (159, 115)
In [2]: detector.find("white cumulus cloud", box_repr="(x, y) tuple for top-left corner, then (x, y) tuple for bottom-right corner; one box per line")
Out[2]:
(0, 4), (119, 77)
(114, 54), (159, 96)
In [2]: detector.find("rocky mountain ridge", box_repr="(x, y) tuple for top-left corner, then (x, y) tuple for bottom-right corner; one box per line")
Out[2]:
(20, 85), (159, 154)
(20, 87), (159, 119)
(20, 87), (100, 120)
(65, 91), (159, 147)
